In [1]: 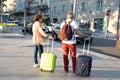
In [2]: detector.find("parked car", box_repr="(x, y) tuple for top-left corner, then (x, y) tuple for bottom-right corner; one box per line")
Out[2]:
(75, 27), (93, 43)
(6, 21), (20, 26)
(22, 21), (33, 34)
(46, 23), (60, 32)
(22, 26), (32, 34)
(42, 26), (50, 33)
(22, 23), (50, 35)
(52, 26), (93, 43)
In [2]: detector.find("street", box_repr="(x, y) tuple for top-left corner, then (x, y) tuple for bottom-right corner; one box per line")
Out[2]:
(0, 33), (120, 80)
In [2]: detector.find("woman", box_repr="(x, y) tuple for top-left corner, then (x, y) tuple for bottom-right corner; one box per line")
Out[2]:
(32, 14), (53, 68)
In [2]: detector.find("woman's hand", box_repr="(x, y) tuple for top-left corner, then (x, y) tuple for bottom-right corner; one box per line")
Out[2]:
(48, 35), (54, 40)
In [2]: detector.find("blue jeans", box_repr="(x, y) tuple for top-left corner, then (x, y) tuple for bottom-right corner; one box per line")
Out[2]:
(34, 44), (43, 64)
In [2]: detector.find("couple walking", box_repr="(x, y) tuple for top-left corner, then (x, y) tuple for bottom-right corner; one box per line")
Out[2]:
(32, 11), (90, 73)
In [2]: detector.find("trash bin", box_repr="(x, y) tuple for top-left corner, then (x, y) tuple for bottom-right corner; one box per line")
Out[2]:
(116, 37), (120, 50)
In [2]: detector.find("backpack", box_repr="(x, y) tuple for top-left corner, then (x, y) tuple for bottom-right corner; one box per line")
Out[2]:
(60, 20), (73, 40)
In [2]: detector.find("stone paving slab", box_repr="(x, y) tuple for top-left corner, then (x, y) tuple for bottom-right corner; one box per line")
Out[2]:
(0, 33), (120, 80)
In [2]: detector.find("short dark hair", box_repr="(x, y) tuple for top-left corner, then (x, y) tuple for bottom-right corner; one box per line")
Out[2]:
(34, 14), (42, 21)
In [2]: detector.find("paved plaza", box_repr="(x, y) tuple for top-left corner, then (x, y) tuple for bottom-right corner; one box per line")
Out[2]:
(0, 33), (120, 80)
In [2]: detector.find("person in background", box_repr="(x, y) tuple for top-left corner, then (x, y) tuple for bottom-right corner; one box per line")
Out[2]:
(32, 14), (53, 68)
(60, 11), (91, 73)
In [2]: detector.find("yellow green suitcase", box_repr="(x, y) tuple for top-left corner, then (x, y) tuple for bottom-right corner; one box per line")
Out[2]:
(40, 39), (57, 72)
(40, 52), (57, 72)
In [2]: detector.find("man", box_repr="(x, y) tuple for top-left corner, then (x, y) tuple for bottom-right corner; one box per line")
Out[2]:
(60, 11), (90, 73)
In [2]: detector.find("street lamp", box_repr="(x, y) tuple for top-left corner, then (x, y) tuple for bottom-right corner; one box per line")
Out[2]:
(23, 0), (27, 35)
(73, 0), (76, 14)
(49, 0), (51, 22)
(117, 0), (120, 38)
(70, 0), (77, 19)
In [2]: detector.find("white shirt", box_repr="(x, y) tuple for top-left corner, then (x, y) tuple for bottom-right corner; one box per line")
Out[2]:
(60, 19), (78, 44)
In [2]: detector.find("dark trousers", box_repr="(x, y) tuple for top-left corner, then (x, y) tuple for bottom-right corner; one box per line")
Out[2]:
(62, 43), (76, 72)
(34, 44), (43, 64)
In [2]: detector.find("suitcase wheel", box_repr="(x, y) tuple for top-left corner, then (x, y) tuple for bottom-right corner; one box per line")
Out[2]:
(40, 69), (43, 71)
(51, 70), (54, 72)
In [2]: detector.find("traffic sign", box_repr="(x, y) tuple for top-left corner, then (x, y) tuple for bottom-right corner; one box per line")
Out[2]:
(106, 7), (111, 16)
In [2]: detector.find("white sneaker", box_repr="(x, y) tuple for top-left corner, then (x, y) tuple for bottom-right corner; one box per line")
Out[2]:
(34, 64), (39, 68)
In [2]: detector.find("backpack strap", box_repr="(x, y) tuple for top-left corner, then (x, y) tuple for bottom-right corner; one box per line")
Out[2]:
(65, 20), (72, 24)
(64, 19), (73, 24)
(69, 19), (73, 24)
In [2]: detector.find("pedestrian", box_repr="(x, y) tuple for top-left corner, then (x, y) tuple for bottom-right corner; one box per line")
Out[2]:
(32, 14), (53, 68)
(60, 11), (91, 73)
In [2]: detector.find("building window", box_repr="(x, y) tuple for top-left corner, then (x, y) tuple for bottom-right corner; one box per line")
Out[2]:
(71, 4), (73, 11)
(96, 0), (103, 10)
(54, 6), (57, 13)
(62, 5), (65, 12)
(81, 2), (87, 11)
(41, 0), (43, 3)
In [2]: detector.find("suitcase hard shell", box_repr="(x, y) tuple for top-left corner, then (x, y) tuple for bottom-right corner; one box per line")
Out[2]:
(75, 55), (92, 76)
(40, 52), (57, 72)
(75, 38), (92, 76)
(40, 39), (57, 72)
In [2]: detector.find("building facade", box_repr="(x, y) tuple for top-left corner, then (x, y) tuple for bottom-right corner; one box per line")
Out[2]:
(3, 0), (16, 12)
(2, 0), (119, 34)
(15, 0), (49, 22)
(0, 0), (16, 22)
(76, 0), (120, 34)
(50, 0), (72, 23)
(50, 0), (120, 34)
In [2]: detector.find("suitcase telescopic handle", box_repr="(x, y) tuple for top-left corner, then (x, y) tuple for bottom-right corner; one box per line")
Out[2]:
(82, 38), (90, 55)
(51, 39), (54, 52)
(46, 38), (49, 52)
(46, 38), (54, 52)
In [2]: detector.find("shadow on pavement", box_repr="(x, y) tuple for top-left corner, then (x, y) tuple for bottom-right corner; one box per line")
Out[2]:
(91, 69), (120, 78)
(92, 38), (116, 47)
(90, 38), (120, 58)
(0, 35), (25, 39)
